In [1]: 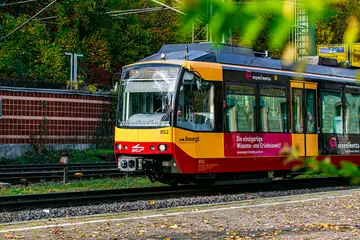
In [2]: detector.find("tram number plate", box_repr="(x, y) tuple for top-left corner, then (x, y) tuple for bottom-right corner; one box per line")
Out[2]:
(160, 130), (169, 135)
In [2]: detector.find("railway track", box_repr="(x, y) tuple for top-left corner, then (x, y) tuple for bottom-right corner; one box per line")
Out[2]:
(0, 162), (117, 171)
(0, 177), (350, 211)
(0, 163), (141, 183)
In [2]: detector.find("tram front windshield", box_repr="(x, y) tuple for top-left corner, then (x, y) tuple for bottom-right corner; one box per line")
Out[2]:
(117, 65), (180, 128)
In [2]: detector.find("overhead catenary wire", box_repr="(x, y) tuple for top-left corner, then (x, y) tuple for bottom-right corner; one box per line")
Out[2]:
(109, 7), (177, 17)
(33, 16), (58, 21)
(109, 1), (294, 18)
(106, 7), (166, 14)
(0, 0), (38, 7)
(150, 0), (185, 15)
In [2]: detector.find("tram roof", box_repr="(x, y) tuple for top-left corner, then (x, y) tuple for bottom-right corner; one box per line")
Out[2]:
(139, 43), (358, 80)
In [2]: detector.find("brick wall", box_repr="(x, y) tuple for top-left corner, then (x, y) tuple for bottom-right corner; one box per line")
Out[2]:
(0, 87), (113, 157)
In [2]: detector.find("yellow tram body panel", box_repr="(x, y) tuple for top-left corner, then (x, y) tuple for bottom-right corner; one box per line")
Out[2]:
(114, 127), (173, 143)
(114, 127), (225, 159)
(123, 60), (224, 82)
(173, 128), (224, 159)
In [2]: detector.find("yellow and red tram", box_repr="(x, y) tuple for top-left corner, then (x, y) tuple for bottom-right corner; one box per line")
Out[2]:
(114, 43), (360, 185)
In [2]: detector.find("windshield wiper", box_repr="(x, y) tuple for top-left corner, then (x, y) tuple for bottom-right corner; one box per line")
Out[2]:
(157, 108), (172, 127)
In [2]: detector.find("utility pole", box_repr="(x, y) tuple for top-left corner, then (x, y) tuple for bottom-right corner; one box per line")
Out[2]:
(221, 0), (227, 44)
(65, 52), (83, 90)
(192, 0), (231, 44)
(191, 0), (212, 44)
(291, 0), (315, 61)
(73, 53), (83, 87)
(65, 52), (74, 90)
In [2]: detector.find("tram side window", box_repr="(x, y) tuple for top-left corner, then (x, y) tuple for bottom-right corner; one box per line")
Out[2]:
(306, 89), (316, 134)
(292, 88), (304, 133)
(176, 71), (215, 131)
(345, 93), (360, 134)
(226, 85), (256, 132)
(320, 91), (343, 134)
(259, 87), (288, 133)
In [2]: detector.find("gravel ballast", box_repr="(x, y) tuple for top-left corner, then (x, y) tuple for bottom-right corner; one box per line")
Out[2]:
(0, 185), (358, 224)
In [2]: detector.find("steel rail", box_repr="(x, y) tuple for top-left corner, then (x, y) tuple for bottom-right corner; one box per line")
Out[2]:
(0, 170), (127, 182)
(0, 163), (145, 183)
(0, 185), (202, 211)
(0, 162), (117, 171)
(0, 177), (350, 211)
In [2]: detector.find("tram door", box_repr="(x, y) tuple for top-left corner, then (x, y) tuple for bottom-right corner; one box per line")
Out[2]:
(290, 81), (318, 157)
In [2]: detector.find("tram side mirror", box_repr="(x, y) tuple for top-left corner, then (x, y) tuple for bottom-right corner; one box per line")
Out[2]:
(183, 71), (194, 81)
(186, 105), (194, 122)
(113, 82), (118, 92)
(196, 78), (202, 91)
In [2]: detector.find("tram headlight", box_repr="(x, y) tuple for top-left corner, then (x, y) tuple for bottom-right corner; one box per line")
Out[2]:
(115, 144), (122, 150)
(158, 144), (167, 152)
(150, 145), (155, 151)
(124, 145), (128, 150)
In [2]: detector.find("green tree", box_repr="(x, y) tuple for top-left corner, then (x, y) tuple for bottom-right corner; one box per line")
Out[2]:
(0, 14), (50, 80)
(137, 0), (191, 51)
(0, 0), (188, 86)
(1, 0), (357, 89)
(316, 0), (360, 45)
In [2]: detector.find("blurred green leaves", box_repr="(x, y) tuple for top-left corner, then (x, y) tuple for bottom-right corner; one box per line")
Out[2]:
(343, 16), (359, 46)
(282, 150), (360, 185)
(181, 0), (346, 49)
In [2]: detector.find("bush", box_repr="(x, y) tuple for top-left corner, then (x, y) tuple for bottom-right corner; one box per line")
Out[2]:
(1, 149), (114, 165)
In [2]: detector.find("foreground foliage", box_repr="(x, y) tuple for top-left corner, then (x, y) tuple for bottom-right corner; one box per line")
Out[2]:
(181, 0), (360, 59)
(283, 146), (360, 185)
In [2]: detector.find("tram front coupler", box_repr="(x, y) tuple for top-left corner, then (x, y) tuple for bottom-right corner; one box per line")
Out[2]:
(117, 156), (144, 172)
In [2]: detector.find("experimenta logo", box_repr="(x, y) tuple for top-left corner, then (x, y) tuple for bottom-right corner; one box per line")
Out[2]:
(329, 137), (337, 151)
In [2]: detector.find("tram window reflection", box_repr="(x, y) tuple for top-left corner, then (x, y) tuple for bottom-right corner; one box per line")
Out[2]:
(321, 91), (343, 134)
(259, 87), (288, 133)
(292, 88), (304, 133)
(345, 93), (360, 134)
(306, 89), (316, 134)
(226, 84), (256, 132)
(176, 72), (215, 132)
